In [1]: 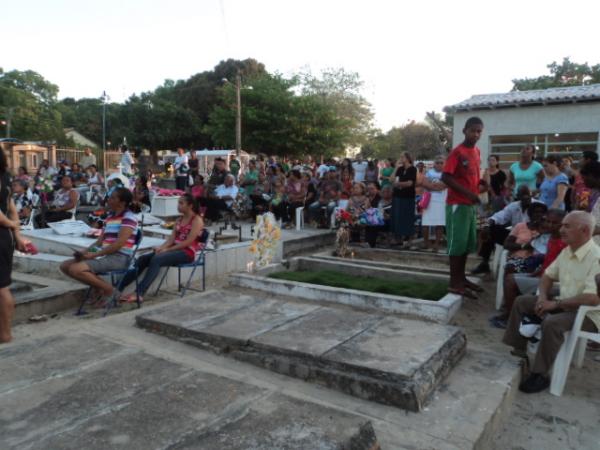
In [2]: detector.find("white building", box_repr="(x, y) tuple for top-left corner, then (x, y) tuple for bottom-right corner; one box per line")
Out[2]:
(449, 84), (600, 167)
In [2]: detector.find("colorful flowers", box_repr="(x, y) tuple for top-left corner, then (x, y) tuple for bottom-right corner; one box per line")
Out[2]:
(249, 212), (281, 268)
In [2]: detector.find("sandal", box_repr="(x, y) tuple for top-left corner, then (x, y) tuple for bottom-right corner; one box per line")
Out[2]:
(119, 293), (143, 304)
(447, 287), (478, 299)
(464, 280), (484, 293)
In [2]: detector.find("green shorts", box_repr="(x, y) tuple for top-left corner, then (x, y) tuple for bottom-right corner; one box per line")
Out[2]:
(446, 204), (478, 256)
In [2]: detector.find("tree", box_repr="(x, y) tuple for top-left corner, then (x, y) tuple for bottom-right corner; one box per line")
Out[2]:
(361, 121), (440, 161)
(0, 68), (65, 142)
(512, 57), (600, 91)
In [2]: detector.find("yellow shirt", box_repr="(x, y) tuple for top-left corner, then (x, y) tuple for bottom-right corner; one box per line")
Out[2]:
(545, 239), (600, 330)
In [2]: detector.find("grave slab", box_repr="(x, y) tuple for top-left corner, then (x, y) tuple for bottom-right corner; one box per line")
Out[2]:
(0, 334), (378, 450)
(136, 291), (467, 411)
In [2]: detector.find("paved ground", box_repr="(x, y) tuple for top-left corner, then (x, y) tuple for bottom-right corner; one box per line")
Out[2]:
(3, 249), (600, 449)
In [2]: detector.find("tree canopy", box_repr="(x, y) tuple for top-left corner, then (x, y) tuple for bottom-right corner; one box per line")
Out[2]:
(512, 57), (600, 91)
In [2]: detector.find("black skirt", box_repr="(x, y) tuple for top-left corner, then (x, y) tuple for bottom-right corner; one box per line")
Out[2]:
(0, 227), (14, 288)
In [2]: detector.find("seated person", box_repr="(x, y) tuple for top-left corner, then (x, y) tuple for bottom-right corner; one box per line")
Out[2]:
(35, 175), (79, 228)
(473, 185), (541, 274)
(11, 180), (33, 226)
(189, 174), (205, 200)
(503, 211), (600, 394)
(204, 174), (238, 221)
(347, 183), (370, 242)
(270, 181), (289, 224)
(285, 169), (306, 228)
(308, 169), (341, 225)
(490, 209), (567, 328)
(365, 184), (392, 248)
(59, 188), (138, 302)
(132, 176), (151, 213)
(119, 194), (204, 303)
(503, 202), (548, 274)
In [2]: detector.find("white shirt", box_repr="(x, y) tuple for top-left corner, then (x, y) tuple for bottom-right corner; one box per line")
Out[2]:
(425, 169), (447, 202)
(120, 151), (134, 174)
(352, 161), (368, 182)
(215, 184), (239, 207)
(174, 154), (189, 175)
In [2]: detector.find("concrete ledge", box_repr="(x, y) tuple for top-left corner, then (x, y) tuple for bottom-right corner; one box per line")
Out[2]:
(136, 293), (467, 412)
(230, 260), (463, 324)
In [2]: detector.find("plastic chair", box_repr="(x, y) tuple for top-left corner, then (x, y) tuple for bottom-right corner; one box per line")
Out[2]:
(491, 243), (504, 279)
(494, 248), (508, 310)
(550, 305), (600, 396)
(295, 206), (304, 230)
(154, 228), (210, 297)
(75, 225), (144, 317)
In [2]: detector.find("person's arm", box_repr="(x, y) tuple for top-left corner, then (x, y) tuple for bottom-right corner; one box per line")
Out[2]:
(551, 181), (568, 209)
(441, 173), (480, 204)
(83, 226), (134, 259)
(503, 234), (524, 252)
(420, 178), (446, 191)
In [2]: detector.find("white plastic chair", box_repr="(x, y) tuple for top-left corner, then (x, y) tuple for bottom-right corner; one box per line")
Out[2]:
(491, 243), (504, 279)
(295, 206), (304, 230)
(550, 305), (600, 396)
(494, 248), (508, 310)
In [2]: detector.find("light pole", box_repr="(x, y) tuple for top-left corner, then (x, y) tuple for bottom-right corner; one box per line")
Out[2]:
(235, 71), (241, 156)
(102, 91), (109, 152)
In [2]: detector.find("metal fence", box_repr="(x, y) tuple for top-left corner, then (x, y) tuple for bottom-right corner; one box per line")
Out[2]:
(54, 148), (121, 174)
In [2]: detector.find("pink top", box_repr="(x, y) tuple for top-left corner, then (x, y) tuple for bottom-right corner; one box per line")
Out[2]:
(174, 217), (201, 260)
(509, 221), (538, 258)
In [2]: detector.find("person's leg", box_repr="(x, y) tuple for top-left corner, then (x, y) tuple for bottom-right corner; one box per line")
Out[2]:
(119, 252), (153, 291)
(0, 287), (15, 343)
(65, 261), (114, 295)
(501, 272), (521, 318)
(59, 258), (78, 276)
(137, 251), (191, 296)
(474, 224), (510, 273)
(446, 205), (469, 291)
(502, 294), (537, 351)
(434, 226), (444, 251)
(422, 226), (430, 249)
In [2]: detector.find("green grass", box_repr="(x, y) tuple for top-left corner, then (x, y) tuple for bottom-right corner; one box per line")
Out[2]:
(268, 270), (447, 300)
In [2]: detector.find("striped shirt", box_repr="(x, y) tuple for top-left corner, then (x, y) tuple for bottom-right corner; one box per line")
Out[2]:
(101, 210), (138, 256)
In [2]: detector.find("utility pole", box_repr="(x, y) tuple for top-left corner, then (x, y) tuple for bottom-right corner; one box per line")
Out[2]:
(102, 91), (107, 152)
(235, 70), (242, 156)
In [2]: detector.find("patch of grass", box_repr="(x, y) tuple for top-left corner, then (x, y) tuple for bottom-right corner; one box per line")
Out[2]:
(268, 270), (447, 300)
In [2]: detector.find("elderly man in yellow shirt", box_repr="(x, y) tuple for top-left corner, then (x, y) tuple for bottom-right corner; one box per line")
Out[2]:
(503, 211), (600, 394)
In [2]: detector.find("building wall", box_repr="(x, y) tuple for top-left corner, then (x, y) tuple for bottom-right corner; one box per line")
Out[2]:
(452, 103), (600, 165)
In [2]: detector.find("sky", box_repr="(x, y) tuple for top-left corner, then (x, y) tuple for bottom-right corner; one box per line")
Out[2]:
(4, 0), (600, 132)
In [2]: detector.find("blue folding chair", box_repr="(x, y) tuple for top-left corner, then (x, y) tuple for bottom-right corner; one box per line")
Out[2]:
(154, 228), (209, 297)
(75, 225), (144, 317)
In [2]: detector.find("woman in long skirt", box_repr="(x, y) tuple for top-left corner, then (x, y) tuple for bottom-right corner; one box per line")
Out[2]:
(390, 152), (417, 248)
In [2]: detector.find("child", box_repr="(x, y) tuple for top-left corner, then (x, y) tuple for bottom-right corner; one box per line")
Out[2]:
(441, 117), (484, 299)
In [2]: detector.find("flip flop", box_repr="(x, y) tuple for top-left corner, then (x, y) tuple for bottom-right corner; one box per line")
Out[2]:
(464, 281), (484, 293)
(119, 293), (143, 304)
(447, 287), (478, 299)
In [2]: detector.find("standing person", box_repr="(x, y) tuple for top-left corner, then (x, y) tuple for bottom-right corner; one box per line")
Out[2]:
(229, 155), (241, 181)
(365, 160), (379, 184)
(174, 148), (190, 191)
(188, 151), (199, 179)
(391, 152), (417, 249)
(571, 150), (598, 210)
(484, 155), (508, 212)
(580, 161), (600, 245)
(539, 154), (569, 210)
(509, 144), (543, 196)
(379, 158), (395, 189)
(420, 156), (447, 252)
(415, 162), (426, 198)
(79, 147), (97, 170)
(0, 151), (27, 343)
(441, 117), (484, 298)
(120, 145), (135, 176)
(352, 155), (368, 183)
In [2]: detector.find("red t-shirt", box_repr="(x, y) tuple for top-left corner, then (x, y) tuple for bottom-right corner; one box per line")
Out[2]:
(541, 237), (567, 273)
(443, 143), (481, 205)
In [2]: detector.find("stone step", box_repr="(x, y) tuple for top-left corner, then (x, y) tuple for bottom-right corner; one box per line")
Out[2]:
(0, 334), (379, 450)
(136, 290), (466, 412)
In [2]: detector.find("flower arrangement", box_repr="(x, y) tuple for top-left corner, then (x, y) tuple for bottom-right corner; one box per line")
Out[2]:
(249, 212), (282, 269)
(156, 188), (186, 196)
(35, 177), (54, 194)
(335, 208), (354, 228)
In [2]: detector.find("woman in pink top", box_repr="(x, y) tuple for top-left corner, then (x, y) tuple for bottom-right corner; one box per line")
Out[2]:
(119, 194), (204, 302)
(503, 202), (547, 273)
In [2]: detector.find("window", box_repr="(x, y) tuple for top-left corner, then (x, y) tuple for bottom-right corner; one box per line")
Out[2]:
(490, 132), (598, 169)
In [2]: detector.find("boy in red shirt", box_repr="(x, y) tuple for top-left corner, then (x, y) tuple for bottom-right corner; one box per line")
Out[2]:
(442, 117), (484, 298)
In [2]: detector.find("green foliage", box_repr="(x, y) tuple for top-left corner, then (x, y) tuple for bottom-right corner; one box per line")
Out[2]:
(0, 68), (65, 142)
(207, 70), (372, 158)
(512, 57), (600, 91)
(361, 120), (441, 161)
(268, 269), (448, 300)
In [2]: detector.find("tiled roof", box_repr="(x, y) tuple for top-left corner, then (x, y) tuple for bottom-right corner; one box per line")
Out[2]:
(450, 83), (600, 111)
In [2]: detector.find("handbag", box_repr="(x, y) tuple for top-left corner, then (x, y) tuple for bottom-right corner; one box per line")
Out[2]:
(418, 191), (432, 211)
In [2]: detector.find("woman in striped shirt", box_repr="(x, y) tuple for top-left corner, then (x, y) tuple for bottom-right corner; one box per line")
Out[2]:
(60, 188), (138, 301)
